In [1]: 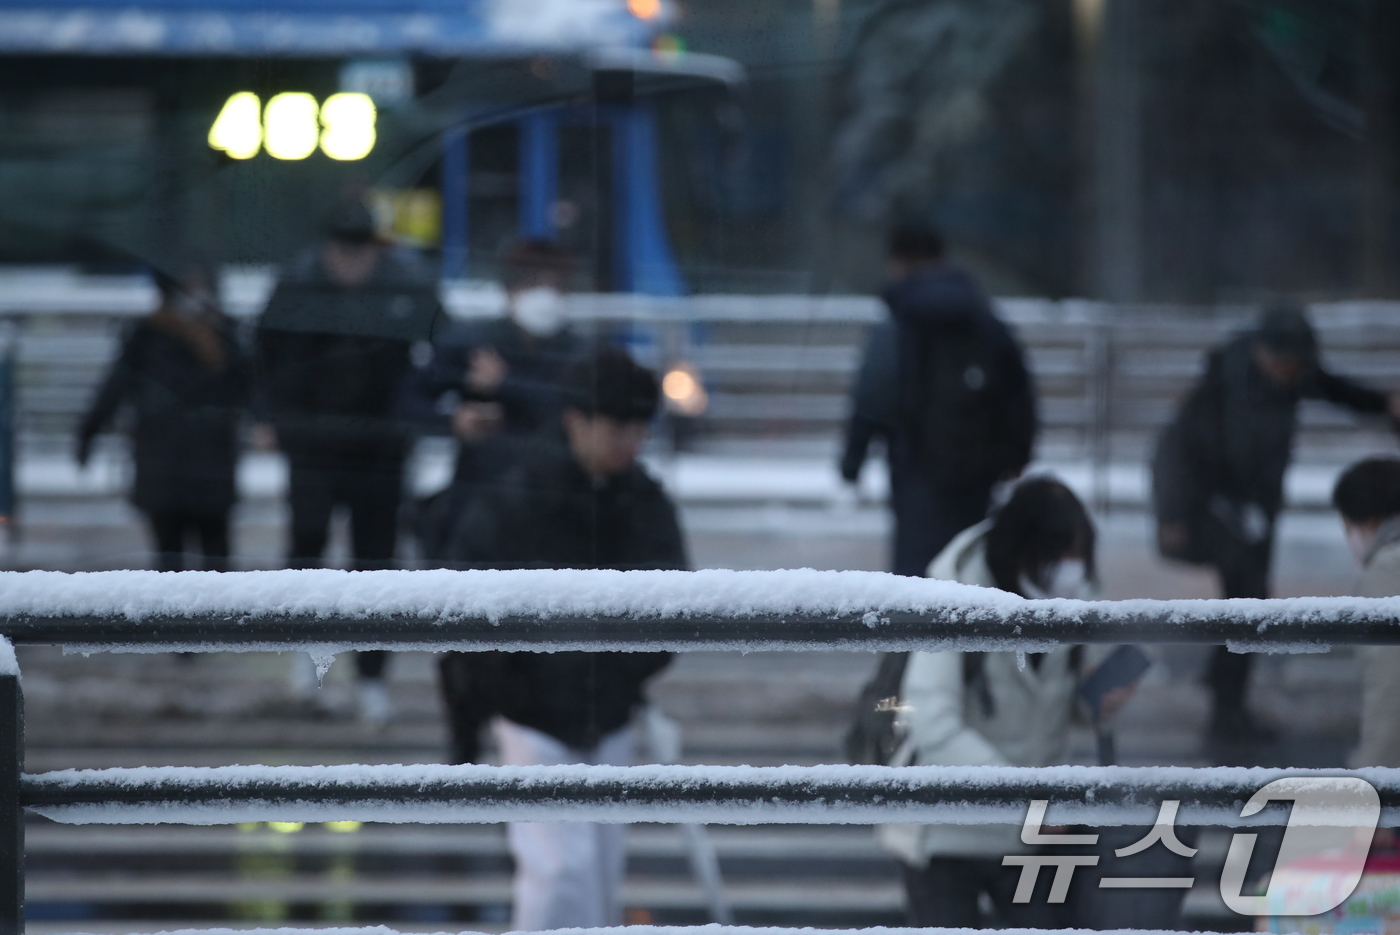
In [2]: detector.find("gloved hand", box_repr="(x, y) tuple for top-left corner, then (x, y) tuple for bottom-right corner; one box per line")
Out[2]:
(75, 435), (92, 468)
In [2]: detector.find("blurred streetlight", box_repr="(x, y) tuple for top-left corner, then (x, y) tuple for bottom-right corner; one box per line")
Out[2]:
(661, 361), (708, 417)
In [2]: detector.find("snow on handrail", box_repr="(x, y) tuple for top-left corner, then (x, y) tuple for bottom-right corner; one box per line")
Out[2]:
(0, 568), (1394, 653)
(22, 762), (1400, 827)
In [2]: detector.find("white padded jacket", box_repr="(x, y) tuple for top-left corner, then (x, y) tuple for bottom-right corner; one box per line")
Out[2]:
(878, 520), (1082, 863)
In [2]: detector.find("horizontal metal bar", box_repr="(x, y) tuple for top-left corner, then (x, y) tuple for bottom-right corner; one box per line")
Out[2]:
(2, 569), (1399, 652)
(20, 764), (1400, 827)
(3, 606), (1398, 652)
(0, 928), (1175, 935)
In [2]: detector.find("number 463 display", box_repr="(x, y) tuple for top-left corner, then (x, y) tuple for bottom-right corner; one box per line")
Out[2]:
(208, 91), (376, 162)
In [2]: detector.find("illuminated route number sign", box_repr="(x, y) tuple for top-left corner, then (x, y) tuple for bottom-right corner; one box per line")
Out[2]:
(208, 92), (376, 161)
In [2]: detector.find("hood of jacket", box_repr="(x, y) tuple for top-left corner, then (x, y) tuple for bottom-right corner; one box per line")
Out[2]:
(926, 519), (998, 585)
(882, 265), (989, 329)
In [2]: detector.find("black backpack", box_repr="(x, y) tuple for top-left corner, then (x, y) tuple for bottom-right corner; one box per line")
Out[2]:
(845, 652), (911, 766)
(903, 319), (1015, 484)
(844, 652), (1000, 765)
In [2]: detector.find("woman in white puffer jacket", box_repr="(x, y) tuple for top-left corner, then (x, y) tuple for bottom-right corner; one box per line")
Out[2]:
(880, 477), (1100, 927)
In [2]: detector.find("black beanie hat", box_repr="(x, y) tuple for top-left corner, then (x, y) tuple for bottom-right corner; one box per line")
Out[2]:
(1256, 300), (1317, 361)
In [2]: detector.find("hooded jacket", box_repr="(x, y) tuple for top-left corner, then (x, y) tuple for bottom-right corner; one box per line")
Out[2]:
(79, 314), (250, 514)
(843, 266), (1036, 487)
(1153, 334), (1388, 546)
(879, 521), (1081, 863)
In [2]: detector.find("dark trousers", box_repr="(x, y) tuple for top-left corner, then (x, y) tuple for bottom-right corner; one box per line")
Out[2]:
(903, 857), (1062, 928)
(287, 460), (402, 679)
(1206, 529), (1273, 719)
(1067, 825), (1194, 929)
(438, 652), (485, 764)
(145, 507), (230, 572)
(891, 472), (994, 577)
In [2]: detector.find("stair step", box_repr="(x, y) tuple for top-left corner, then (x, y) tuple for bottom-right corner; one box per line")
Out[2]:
(26, 824), (888, 861)
(26, 875), (903, 912)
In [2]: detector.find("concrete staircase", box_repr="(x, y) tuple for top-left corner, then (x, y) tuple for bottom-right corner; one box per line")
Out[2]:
(17, 631), (1365, 933)
(19, 646), (911, 932)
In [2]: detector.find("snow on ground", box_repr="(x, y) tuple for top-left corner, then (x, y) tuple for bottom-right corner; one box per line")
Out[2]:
(20, 450), (1351, 509)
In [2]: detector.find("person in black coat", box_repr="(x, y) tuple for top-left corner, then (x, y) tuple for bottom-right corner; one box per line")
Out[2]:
(255, 199), (444, 715)
(402, 239), (586, 560)
(1153, 301), (1400, 742)
(841, 223), (1037, 576)
(78, 261), (249, 571)
(441, 348), (684, 930)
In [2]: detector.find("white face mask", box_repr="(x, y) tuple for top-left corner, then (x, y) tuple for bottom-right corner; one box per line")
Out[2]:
(1347, 525), (1377, 567)
(1020, 559), (1089, 600)
(511, 286), (566, 338)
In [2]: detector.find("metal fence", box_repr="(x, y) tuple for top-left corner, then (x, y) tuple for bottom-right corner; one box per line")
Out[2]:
(1, 568), (1400, 933)
(0, 276), (1398, 513)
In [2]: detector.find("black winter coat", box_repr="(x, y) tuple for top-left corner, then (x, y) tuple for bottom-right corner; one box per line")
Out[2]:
(840, 319), (898, 482)
(1153, 334), (1389, 546)
(842, 267), (1036, 487)
(406, 317), (588, 439)
(256, 248), (443, 471)
(450, 437), (686, 750)
(401, 318), (588, 558)
(79, 316), (249, 514)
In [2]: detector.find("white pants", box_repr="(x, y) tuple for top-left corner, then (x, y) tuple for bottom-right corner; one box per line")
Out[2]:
(493, 717), (633, 931)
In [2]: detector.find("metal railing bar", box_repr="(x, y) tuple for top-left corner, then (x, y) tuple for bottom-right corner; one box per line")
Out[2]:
(0, 928), (1203, 935)
(19, 763), (1400, 827)
(3, 604), (1398, 652)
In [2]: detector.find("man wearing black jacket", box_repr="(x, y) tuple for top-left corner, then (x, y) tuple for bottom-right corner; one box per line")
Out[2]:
(841, 224), (1037, 576)
(1153, 301), (1400, 742)
(255, 200), (443, 721)
(446, 348), (684, 931)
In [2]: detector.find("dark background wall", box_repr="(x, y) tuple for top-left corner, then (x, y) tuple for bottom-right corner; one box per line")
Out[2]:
(669, 0), (1400, 300)
(0, 0), (1396, 302)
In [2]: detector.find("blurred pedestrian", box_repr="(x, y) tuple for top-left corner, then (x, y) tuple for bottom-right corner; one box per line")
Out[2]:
(404, 239), (585, 765)
(405, 239), (584, 563)
(1333, 457), (1400, 767)
(446, 348), (684, 930)
(841, 222), (1037, 576)
(1153, 300), (1400, 743)
(256, 198), (443, 723)
(879, 478), (1120, 927)
(77, 260), (249, 571)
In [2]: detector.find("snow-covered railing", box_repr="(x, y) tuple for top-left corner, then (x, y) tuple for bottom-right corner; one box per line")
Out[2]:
(25, 928), (1199, 935)
(23, 763), (1400, 828)
(3, 567), (1400, 933)
(1, 568), (1398, 654)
